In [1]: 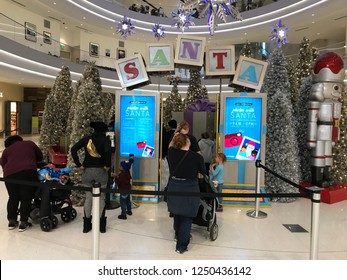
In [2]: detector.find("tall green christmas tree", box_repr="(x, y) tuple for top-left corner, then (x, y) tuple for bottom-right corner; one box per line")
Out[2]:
(164, 81), (183, 125)
(184, 68), (207, 108)
(286, 57), (299, 106)
(39, 66), (73, 159)
(331, 87), (347, 182)
(261, 48), (300, 202)
(295, 37), (316, 87)
(239, 41), (253, 58)
(294, 76), (313, 183)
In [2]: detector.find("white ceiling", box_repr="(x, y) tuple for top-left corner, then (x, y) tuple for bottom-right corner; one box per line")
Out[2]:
(1, 0), (347, 89)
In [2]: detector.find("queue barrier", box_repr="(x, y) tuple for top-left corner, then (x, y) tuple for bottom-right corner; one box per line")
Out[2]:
(0, 162), (321, 260)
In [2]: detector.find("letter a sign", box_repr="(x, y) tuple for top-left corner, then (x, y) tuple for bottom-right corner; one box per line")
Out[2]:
(174, 35), (206, 67)
(115, 53), (149, 89)
(146, 43), (174, 72)
(232, 56), (268, 90)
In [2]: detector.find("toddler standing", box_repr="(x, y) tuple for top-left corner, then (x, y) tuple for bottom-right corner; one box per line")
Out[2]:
(209, 152), (227, 212)
(113, 158), (134, 220)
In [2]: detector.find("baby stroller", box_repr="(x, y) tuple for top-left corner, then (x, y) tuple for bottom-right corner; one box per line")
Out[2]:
(31, 165), (77, 232)
(192, 176), (219, 241)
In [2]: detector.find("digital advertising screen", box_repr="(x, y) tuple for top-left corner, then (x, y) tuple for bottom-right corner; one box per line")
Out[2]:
(223, 97), (263, 161)
(119, 95), (156, 158)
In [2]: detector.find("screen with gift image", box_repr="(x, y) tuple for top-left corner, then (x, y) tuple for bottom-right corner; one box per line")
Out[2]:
(223, 96), (262, 160)
(119, 95), (156, 157)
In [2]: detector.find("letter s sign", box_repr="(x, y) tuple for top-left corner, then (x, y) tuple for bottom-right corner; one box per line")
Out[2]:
(124, 62), (139, 80)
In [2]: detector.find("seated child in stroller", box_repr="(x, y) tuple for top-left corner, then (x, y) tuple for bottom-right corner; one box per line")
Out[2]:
(33, 164), (76, 231)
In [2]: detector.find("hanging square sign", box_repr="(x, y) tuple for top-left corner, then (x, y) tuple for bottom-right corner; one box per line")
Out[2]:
(115, 53), (149, 89)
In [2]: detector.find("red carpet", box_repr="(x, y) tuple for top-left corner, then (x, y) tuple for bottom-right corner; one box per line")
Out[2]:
(300, 182), (347, 204)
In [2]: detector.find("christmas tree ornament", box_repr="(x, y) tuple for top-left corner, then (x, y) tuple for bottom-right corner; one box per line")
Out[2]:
(269, 19), (289, 48)
(171, 4), (196, 32)
(152, 22), (165, 41)
(116, 16), (135, 39)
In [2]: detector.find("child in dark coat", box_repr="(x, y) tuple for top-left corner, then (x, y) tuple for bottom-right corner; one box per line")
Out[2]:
(113, 158), (134, 220)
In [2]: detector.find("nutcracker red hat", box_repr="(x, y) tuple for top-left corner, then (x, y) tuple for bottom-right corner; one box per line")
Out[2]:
(312, 52), (345, 83)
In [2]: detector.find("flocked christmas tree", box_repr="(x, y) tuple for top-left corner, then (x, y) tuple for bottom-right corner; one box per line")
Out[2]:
(66, 80), (81, 136)
(294, 76), (313, 183)
(331, 87), (347, 182)
(67, 63), (112, 206)
(184, 68), (208, 108)
(164, 79), (183, 125)
(261, 48), (300, 201)
(39, 66), (73, 159)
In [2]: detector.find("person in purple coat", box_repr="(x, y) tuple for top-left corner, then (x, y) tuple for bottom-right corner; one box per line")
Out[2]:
(0, 135), (43, 232)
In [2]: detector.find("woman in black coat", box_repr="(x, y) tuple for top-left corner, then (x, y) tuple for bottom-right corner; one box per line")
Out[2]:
(167, 133), (205, 254)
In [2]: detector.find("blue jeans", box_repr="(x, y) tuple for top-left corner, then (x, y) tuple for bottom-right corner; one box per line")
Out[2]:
(173, 214), (193, 251)
(120, 193), (131, 215)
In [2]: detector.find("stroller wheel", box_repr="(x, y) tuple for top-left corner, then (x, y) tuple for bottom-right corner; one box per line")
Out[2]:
(52, 215), (59, 229)
(209, 222), (219, 241)
(70, 208), (77, 220)
(40, 217), (53, 232)
(61, 210), (71, 222)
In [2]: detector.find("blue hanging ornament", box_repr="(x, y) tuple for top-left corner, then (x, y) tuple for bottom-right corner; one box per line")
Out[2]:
(269, 19), (289, 48)
(172, 4), (196, 33)
(152, 23), (165, 41)
(184, 0), (242, 35)
(116, 16), (136, 40)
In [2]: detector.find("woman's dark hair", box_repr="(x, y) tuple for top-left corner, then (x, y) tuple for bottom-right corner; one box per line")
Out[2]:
(172, 133), (188, 149)
(201, 132), (210, 139)
(4, 135), (23, 148)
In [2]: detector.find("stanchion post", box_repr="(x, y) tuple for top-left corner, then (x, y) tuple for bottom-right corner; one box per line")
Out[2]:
(92, 181), (101, 260)
(247, 160), (267, 219)
(309, 187), (321, 260)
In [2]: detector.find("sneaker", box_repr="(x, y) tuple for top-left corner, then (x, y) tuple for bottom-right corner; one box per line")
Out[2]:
(8, 221), (19, 230)
(18, 222), (32, 232)
(118, 214), (127, 220)
(126, 210), (132, 216)
(175, 248), (188, 254)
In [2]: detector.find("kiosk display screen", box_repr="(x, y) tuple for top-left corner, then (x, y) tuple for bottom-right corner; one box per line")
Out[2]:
(119, 95), (156, 157)
(224, 97), (262, 161)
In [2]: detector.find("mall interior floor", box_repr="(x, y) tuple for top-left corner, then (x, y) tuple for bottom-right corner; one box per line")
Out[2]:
(0, 135), (347, 260)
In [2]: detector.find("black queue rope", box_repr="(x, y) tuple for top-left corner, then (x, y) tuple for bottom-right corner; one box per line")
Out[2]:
(0, 160), (315, 200)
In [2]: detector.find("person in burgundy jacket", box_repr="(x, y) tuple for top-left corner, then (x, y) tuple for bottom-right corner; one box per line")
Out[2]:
(112, 158), (134, 220)
(0, 135), (43, 232)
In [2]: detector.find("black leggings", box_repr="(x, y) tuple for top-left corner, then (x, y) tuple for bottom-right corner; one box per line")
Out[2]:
(5, 170), (38, 222)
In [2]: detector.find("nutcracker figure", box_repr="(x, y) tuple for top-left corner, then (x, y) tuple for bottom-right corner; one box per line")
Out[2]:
(307, 52), (345, 187)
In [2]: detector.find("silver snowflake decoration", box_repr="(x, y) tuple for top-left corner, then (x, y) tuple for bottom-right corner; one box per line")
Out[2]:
(270, 19), (289, 48)
(116, 16), (135, 40)
(183, 0), (242, 35)
(172, 4), (196, 33)
(152, 22), (165, 41)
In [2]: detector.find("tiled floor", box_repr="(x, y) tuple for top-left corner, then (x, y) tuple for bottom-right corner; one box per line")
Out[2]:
(0, 135), (347, 260)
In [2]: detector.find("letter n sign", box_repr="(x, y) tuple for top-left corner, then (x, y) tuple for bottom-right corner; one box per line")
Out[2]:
(114, 53), (149, 89)
(205, 45), (235, 76)
(174, 35), (206, 67)
(232, 56), (268, 90)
